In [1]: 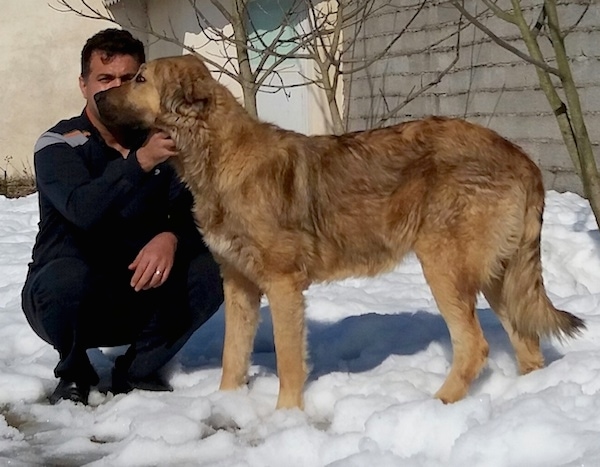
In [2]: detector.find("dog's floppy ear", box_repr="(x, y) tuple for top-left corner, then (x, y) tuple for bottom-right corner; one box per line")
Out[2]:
(163, 57), (212, 118)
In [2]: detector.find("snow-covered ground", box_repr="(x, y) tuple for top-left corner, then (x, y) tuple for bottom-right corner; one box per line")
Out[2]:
(1, 191), (599, 466)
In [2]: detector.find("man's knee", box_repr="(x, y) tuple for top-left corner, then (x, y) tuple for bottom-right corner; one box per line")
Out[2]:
(22, 258), (94, 342)
(25, 258), (92, 305)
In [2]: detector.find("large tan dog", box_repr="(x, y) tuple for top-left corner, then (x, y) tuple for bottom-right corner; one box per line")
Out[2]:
(96, 54), (584, 409)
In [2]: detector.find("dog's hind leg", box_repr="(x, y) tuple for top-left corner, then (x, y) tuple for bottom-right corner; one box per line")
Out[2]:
(416, 245), (489, 403)
(482, 274), (544, 374)
(264, 275), (307, 410)
(219, 266), (262, 391)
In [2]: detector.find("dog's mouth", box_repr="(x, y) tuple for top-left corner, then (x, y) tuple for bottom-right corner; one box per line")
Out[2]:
(112, 127), (149, 149)
(94, 90), (151, 148)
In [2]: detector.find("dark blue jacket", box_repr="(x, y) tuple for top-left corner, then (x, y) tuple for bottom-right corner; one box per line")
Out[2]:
(29, 110), (205, 272)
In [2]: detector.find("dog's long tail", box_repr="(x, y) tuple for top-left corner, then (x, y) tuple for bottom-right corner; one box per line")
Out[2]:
(502, 170), (585, 340)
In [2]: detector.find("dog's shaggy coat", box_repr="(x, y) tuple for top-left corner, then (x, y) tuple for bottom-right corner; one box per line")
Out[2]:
(96, 54), (584, 409)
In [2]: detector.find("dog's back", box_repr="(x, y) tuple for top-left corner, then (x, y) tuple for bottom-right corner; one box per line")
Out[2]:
(293, 117), (540, 284)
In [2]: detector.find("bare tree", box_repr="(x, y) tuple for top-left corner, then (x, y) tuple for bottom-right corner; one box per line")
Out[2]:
(450, 0), (600, 225)
(53, 0), (458, 134)
(285, 0), (462, 133)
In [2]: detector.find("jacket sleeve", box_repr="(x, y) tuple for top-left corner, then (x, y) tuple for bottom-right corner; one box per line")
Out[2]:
(34, 130), (148, 231)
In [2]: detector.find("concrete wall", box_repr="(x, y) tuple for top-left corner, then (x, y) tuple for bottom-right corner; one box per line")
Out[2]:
(344, 0), (600, 195)
(0, 0), (115, 177)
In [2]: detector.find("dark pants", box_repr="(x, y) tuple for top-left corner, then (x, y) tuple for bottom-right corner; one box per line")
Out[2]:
(21, 251), (223, 385)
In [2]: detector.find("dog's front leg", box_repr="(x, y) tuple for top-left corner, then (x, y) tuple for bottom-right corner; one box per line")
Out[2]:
(219, 266), (262, 391)
(265, 276), (307, 410)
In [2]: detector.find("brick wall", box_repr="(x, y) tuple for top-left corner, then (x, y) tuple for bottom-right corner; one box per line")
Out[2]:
(344, 0), (600, 195)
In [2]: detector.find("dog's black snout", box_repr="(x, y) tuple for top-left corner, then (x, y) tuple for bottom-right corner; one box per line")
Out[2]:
(94, 90), (114, 122)
(94, 90), (107, 105)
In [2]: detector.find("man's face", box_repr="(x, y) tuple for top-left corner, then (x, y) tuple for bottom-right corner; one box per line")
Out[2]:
(79, 51), (141, 125)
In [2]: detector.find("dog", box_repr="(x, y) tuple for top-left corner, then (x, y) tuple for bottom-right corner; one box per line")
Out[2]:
(96, 54), (584, 409)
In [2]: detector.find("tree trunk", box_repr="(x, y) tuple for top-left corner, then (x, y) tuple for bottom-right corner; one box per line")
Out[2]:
(231, 0), (259, 118)
(509, 0), (600, 226)
(543, 0), (600, 221)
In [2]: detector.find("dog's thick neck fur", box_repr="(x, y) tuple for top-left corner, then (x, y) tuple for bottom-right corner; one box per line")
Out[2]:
(162, 80), (254, 176)
(157, 78), (311, 235)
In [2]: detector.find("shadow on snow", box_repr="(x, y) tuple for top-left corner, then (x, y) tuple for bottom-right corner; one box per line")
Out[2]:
(173, 304), (566, 382)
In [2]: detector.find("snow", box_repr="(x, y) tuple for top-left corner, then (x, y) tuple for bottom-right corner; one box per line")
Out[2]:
(1, 190), (599, 466)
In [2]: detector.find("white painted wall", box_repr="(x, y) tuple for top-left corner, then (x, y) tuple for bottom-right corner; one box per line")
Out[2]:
(0, 0), (115, 176)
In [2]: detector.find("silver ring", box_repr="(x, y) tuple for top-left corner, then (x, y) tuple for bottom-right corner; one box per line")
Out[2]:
(155, 269), (162, 275)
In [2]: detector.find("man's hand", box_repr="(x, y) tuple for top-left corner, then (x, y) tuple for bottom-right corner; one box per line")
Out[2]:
(129, 232), (178, 291)
(135, 130), (177, 172)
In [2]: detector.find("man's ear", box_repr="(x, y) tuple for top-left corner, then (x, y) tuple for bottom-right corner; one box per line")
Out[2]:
(79, 75), (87, 99)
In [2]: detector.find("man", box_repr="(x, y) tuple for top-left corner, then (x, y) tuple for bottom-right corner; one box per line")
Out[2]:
(21, 29), (223, 405)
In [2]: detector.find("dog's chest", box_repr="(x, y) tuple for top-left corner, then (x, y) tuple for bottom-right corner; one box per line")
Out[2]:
(203, 230), (263, 276)
(203, 231), (236, 258)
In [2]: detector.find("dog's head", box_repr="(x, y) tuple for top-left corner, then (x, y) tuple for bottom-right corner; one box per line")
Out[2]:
(95, 54), (214, 131)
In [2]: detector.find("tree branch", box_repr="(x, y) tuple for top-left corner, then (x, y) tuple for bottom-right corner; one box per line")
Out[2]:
(449, 0), (560, 75)
(377, 17), (463, 126)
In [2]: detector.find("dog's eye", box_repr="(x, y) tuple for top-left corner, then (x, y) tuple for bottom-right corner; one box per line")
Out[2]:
(135, 75), (146, 83)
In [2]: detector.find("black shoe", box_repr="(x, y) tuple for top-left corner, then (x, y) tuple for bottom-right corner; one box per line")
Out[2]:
(48, 379), (90, 405)
(111, 366), (173, 395)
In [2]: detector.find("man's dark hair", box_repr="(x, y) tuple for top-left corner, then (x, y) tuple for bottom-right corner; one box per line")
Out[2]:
(81, 28), (145, 78)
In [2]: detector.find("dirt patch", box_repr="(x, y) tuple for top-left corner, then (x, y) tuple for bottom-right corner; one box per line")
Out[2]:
(1, 176), (36, 198)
